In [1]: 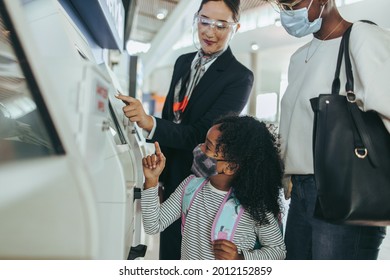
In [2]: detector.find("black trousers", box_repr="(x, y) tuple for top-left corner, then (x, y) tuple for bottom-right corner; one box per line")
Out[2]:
(159, 219), (181, 260)
(157, 151), (192, 260)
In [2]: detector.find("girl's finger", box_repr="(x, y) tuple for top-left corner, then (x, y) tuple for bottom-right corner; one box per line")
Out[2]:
(142, 157), (149, 168)
(151, 154), (157, 168)
(146, 155), (153, 168)
(154, 141), (162, 155)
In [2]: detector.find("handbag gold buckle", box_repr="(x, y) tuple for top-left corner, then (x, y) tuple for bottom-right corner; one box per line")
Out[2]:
(346, 91), (356, 103)
(355, 148), (368, 159)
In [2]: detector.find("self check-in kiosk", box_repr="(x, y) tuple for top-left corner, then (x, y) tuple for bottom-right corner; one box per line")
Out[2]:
(0, 0), (148, 259)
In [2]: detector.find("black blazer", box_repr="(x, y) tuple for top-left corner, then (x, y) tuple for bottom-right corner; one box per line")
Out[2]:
(149, 47), (253, 197)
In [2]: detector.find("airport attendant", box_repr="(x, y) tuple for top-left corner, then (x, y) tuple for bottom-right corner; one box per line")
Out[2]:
(116, 0), (253, 260)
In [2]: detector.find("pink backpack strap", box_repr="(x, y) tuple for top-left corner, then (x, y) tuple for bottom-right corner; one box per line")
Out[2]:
(211, 188), (245, 242)
(181, 176), (208, 234)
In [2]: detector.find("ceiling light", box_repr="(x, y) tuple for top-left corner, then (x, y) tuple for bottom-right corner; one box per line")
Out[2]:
(156, 9), (168, 20)
(251, 43), (259, 51)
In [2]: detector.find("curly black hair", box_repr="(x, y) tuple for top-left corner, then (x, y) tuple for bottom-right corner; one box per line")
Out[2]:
(213, 115), (284, 226)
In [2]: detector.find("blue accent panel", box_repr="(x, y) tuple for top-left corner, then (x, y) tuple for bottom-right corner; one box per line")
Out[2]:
(58, 0), (105, 63)
(64, 0), (124, 50)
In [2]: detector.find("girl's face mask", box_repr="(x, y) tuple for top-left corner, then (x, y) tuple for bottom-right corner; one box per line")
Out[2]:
(191, 144), (225, 178)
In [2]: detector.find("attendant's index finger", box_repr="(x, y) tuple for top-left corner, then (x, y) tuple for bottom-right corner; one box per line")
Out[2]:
(115, 92), (136, 105)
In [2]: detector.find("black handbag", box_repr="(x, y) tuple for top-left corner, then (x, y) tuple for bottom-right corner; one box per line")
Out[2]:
(310, 23), (390, 226)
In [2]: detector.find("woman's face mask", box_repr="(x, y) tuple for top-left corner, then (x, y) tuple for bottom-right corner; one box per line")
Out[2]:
(280, 0), (327, 38)
(191, 144), (225, 178)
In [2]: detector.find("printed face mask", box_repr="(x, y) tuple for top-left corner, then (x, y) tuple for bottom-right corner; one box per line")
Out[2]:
(280, 0), (326, 38)
(191, 144), (224, 178)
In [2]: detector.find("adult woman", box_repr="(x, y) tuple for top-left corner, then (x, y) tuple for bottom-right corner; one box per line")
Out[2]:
(266, 0), (389, 259)
(117, 0), (253, 259)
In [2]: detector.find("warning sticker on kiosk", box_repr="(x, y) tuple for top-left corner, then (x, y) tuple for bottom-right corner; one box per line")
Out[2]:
(96, 84), (108, 114)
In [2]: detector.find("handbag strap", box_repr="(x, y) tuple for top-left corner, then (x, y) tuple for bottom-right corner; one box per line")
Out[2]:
(331, 25), (351, 95)
(343, 20), (376, 95)
(331, 24), (365, 155)
(333, 21), (380, 166)
(331, 20), (376, 95)
(344, 21), (380, 167)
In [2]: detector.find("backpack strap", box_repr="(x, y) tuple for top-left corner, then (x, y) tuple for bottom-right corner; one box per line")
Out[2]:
(181, 175), (208, 234)
(181, 177), (245, 242)
(211, 189), (245, 242)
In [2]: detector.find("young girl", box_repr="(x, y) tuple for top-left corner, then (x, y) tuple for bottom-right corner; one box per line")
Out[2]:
(141, 115), (286, 260)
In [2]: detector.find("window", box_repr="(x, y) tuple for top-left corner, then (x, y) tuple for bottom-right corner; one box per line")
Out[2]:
(256, 93), (278, 122)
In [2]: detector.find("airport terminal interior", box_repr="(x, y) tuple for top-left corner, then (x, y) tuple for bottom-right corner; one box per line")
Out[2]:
(0, 0), (389, 260)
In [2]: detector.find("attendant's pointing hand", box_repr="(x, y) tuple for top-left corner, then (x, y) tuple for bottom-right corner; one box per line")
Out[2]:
(115, 93), (154, 131)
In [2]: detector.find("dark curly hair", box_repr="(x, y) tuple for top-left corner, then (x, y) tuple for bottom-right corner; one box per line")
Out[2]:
(213, 115), (284, 226)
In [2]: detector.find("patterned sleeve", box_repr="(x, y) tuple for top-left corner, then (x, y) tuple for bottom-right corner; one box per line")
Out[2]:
(242, 213), (286, 260)
(141, 176), (192, 235)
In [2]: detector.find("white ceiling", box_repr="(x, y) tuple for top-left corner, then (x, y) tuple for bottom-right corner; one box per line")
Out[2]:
(130, 0), (268, 43)
(135, 0), (390, 79)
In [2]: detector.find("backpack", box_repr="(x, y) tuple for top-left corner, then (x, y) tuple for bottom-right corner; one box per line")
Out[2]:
(180, 175), (283, 248)
(180, 175), (245, 242)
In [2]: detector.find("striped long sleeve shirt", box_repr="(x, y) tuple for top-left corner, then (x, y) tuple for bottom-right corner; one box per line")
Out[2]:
(141, 176), (286, 260)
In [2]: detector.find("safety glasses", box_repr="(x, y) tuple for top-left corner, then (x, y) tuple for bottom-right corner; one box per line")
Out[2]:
(194, 14), (238, 33)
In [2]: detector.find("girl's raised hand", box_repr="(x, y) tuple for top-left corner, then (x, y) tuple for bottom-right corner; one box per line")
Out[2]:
(142, 142), (166, 189)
